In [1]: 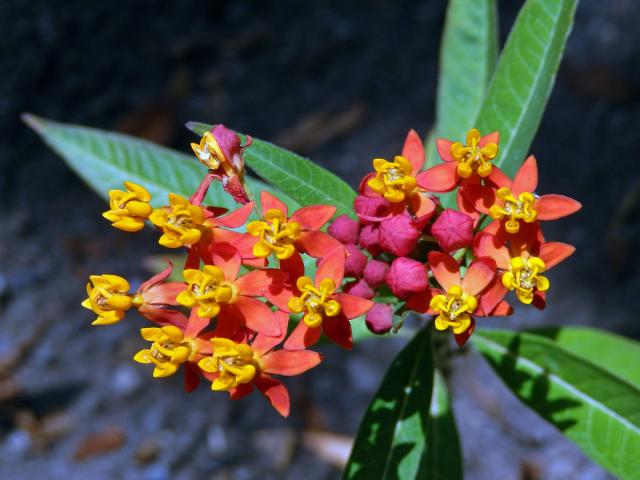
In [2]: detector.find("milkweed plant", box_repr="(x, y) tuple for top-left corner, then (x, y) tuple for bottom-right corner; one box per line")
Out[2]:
(25, 0), (640, 478)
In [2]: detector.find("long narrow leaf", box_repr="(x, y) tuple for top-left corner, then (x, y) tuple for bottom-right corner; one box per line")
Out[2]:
(426, 0), (498, 169)
(473, 329), (640, 479)
(344, 328), (436, 479)
(187, 121), (356, 218)
(474, 0), (579, 176)
(23, 114), (299, 212)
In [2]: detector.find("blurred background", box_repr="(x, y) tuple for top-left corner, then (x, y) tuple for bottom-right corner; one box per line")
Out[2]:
(1, 0), (639, 479)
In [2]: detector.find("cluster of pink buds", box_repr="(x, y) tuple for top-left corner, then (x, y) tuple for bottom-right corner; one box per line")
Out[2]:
(327, 129), (581, 345)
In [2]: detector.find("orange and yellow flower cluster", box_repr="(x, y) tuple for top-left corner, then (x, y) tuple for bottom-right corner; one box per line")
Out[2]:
(83, 125), (373, 416)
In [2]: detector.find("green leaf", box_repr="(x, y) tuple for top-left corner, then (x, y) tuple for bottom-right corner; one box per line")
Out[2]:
(426, 0), (498, 170)
(474, 0), (579, 177)
(473, 329), (640, 479)
(527, 326), (640, 388)
(187, 121), (356, 218)
(345, 328), (438, 479)
(23, 114), (300, 212)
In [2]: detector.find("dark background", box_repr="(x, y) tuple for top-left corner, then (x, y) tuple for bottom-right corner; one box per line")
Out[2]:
(1, 0), (639, 479)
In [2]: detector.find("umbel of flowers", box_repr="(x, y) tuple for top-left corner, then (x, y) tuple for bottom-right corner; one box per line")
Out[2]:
(83, 124), (579, 415)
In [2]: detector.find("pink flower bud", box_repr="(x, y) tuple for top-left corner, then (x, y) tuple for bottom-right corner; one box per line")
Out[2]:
(386, 257), (428, 299)
(363, 259), (389, 288)
(344, 244), (367, 277)
(431, 209), (474, 253)
(354, 195), (392, 223)
(366, 304), (393, 334)
(379, 213), (421, 256)
(344, 279), (375, 299)
(358, 224), (382, 256)
(328, 215), (360, 245)
(211, 125), (242, 168)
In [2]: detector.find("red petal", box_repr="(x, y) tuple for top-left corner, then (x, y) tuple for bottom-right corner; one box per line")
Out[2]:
(251, 310), (290, 356)
(322, 314), (353, 350)
(436, 138), (454, 162)
(539, 242), (575, 270)
(333, 293), (374, 320)
(185, 247), (200, 270)
(230, 382), (254, 400)
(284, 321), (322, 350)
(139, 261), (174, 292)
(184, 363), (201, 393)
(491, 300), (514, 316)
(401, 129), (425, 174)
(214, 202), (255, 228)
(460, 184), (495, 215)
(479, 131), (499, 148)
(473, 233), (510, 270)
(236, 269), (285, 297)
(409, 193), (437, 221)
(454, 318), (475, 347)
(234, 297), (281, 336)
(254, 374), (290, 417)
(478, 277), (508, 316)
(184, 308), (212, 337)
(315, 246), (346, 287)
(456, 190), (481, 223)
(297, 231), (343, 259)
(223, 174), (251, 205)
(512, 155), (538, 195)
(427, 252), (461, 291)
(290, 205), (336, 231)
(211, 305), (242, 338)
(486, 166), (511, 189)
(189, 173), (215, 206)
(142, 282), (184, 306)
(532, 291), (546, 310)
(535, 195), (582, 221)
(262, 350), (322, 376)
(211, 242), (241, 281)
(405, 290), (434, 314)
(260, 191), (288, 217)
(138, 306), (188, 328)
(462, 258), (496, 296)
(416, 162), (458, 192)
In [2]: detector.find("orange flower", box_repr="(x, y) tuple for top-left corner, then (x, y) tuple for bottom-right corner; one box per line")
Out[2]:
(198, 311), (322, 417)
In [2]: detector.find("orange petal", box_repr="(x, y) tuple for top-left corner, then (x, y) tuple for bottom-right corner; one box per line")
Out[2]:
(230, 382), (254, 400)
(211, 241), (241, 280)
(297, 231), (343, 259)
(512, 155), (538, 195)
(478, 277), (509, 316)
(142, 282), (185, 306)
(314, 246), (346, 287)
(456, 190), (481, 224)
(252, 310), (290, 356)
(462, 258), (496, 296)
(322, 314), (353, 350)
(416, 162), (458, 192)
(459, 184), (495, 215)
(427, 252), (460, 291)
(535, 195), (582, 220)
(214, 202), (255, 228)
(284, 321), (322, 350)
(539, 242), (575, 270)
(333, 293), (373, 320)
(479, 131), (500, 148)
(473, 233), (510, 270)
(409, 192), (436, 221)
(401, 129), (425, 174)
(491, 299), (514, 316)
(184, 308), (211, 337)
(236, 269), (285, 297)
(262, 350), (322, 376)
(486, 166), (511, 189)
(260, 191), (288, 217)
(234, 297), (281, 336)
(436, 138), (455, 162)
(139, 261), (174, 292)
(138, 306), (188, 328)
(254, 374), (290, 417)
(290, 205), (336, 231)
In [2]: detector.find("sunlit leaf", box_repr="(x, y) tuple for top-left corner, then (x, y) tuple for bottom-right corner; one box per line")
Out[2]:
(187, 121), (356, 218)
(473, 329), (640, 479)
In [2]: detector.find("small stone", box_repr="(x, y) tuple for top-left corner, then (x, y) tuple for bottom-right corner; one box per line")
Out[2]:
(112, 364), (143, 397)
(206, 425), (228, 457)
(252, 429), (295, 470)
(136, 438), (161, 465)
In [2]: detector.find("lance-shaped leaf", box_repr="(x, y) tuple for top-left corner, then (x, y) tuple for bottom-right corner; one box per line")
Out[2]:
(187, 121), (356, 218)
(474, 0), (578, 176)
(527, 326), (640, 388)
(344, 326), (459, 480)
(473, 329), (640, 479)
(23, 114), (299, 213)
(426, 0), (498, 170)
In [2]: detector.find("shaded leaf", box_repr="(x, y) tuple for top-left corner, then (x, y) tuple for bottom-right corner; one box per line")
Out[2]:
(187, 121), (356, 218)
(474, 0), (579, 176)
(473, 329), (640, 479)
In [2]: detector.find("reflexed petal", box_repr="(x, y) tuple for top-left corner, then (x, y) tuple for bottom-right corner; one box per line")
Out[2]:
(436, 138), (454, 162)
(251, 310), (290, 356)
(401, 129), (425, 174)
(462, 258), (496, 296)
(297, 231), (343, 259)
(539, 242), (575, 270)
(416, 162), (458, 192)
(459, 184), (496, 214)
(214, 202), (254, 228)
(260, 191), (288, 217)
(314, 247), (345, 287)
(262, 350), (323, 376)
(254, 374), (290, 417)
(535, 195), (582, 220)
(333, 293), (374, 319)
(234, 297), (281, 336)
(290, 205), (336, 231)
(322, 314), (353, 350)
(427, 252), (461, 291)
(512, 155), (538, 195)
(284, 321), (322, 350)
(479, 131), (499, 148)
(473, 233), (510, 270)
(236, 269), (285, 297)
